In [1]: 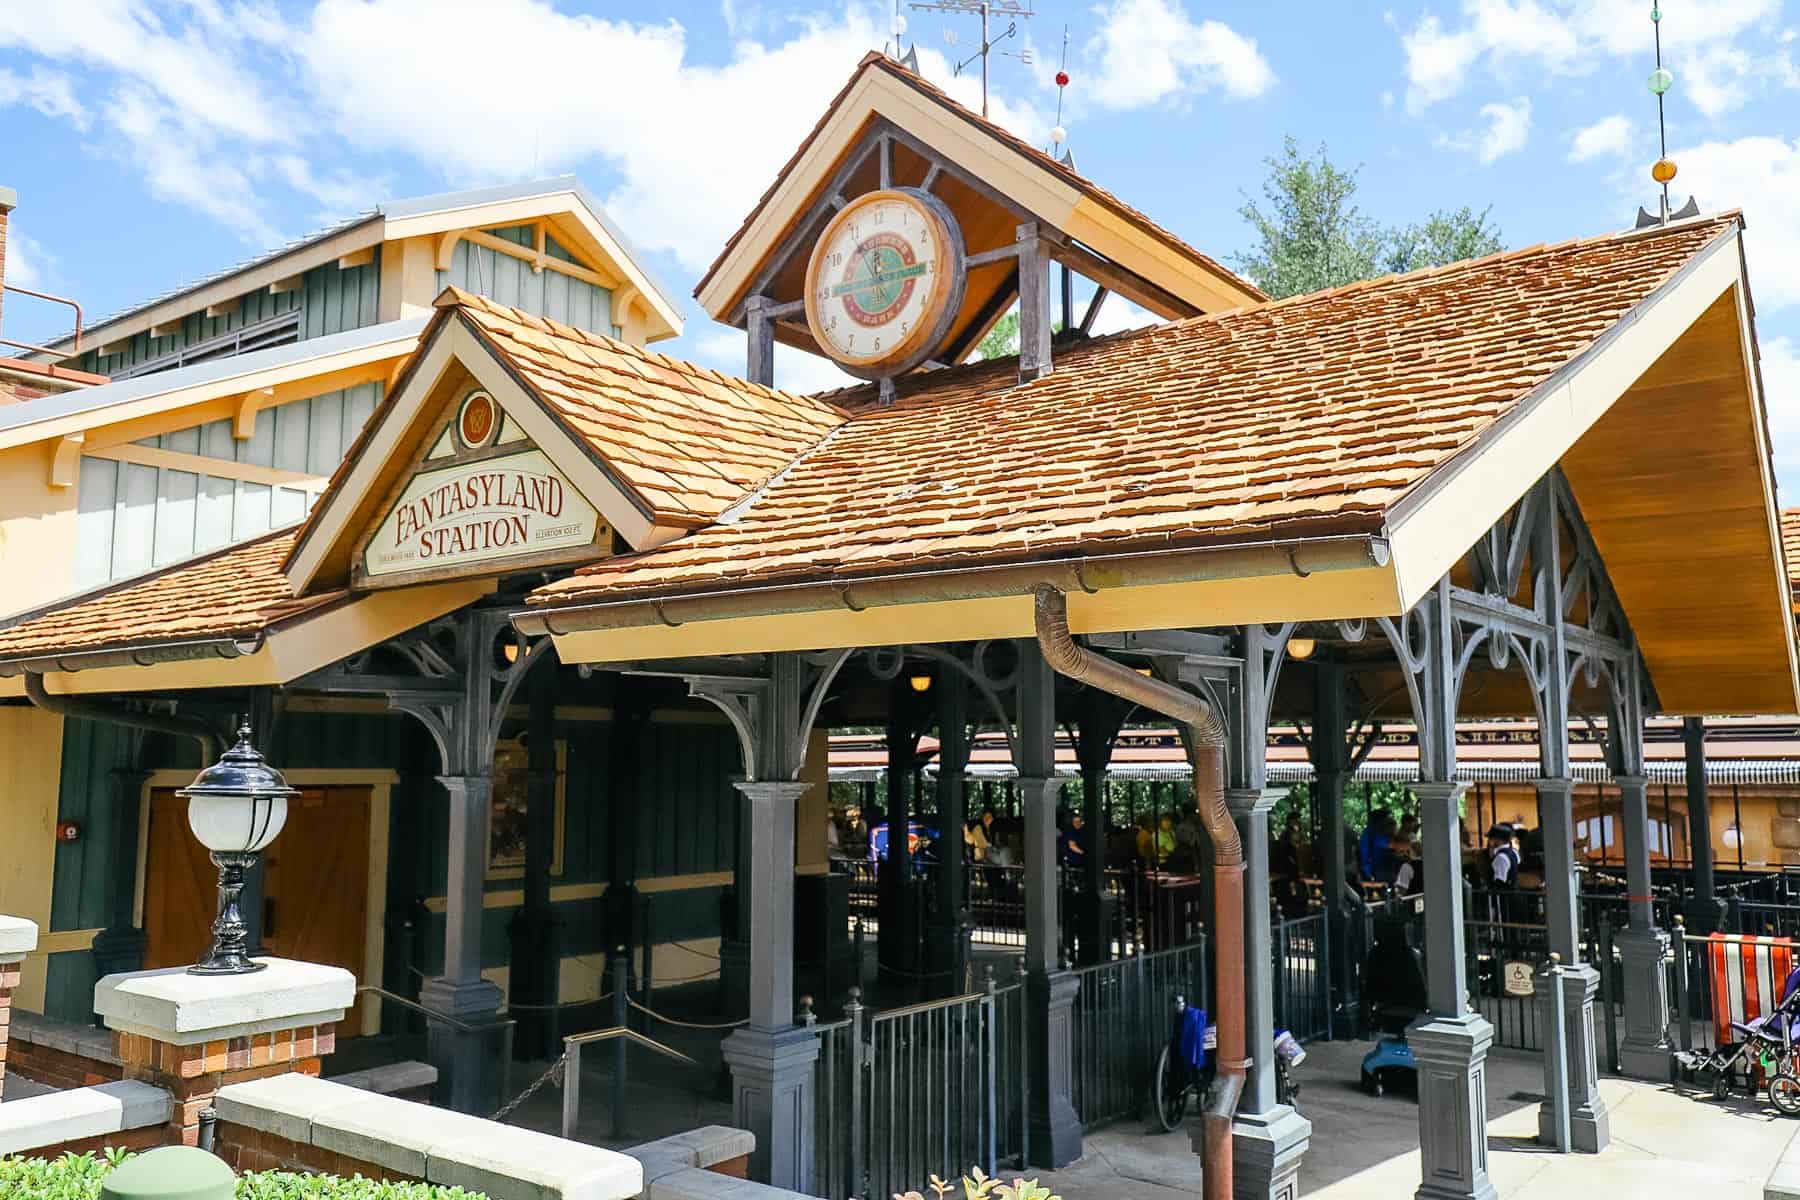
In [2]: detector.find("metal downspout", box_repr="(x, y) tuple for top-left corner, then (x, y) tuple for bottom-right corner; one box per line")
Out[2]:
(24, 672), (220, 757)
(1033, 587), (1245, 1200)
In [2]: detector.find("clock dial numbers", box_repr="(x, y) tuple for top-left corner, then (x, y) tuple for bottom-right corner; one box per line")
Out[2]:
(803, 188), (964, 377)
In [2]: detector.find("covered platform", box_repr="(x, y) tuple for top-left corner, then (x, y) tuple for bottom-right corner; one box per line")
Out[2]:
(0, 50), (1794, 1200)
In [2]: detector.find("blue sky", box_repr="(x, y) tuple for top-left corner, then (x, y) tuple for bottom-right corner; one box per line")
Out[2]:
(3, 1), (1798, 491)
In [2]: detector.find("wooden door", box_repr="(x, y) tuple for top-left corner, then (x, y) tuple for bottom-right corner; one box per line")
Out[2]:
(144, 786), (371, 1036)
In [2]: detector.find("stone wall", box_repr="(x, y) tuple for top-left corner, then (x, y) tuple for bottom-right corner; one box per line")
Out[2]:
(9, 1012), (126, 1090)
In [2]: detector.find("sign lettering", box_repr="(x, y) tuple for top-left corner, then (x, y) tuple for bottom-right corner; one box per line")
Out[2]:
(364, 448), (601, 579)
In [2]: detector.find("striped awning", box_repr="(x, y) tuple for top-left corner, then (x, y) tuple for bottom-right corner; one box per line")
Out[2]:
(827, 760), (1800, 785)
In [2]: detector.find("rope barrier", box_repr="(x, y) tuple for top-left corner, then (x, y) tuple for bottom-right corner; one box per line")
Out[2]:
(491, 1054), (565, 1122)
(506, 991), (614, 1012)
(627, 997), (749, 1031)
(643, 969), (720, 986)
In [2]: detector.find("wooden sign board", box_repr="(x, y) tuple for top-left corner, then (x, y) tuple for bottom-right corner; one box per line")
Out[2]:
(362, 447), (601, 581)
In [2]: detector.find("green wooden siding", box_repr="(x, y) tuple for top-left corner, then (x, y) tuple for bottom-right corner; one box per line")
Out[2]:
(77, 252), (381, 376)
(439, 226), (614, 336)
(36, 706), (739, 1021)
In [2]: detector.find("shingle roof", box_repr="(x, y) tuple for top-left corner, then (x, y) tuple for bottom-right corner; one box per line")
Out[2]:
(1782, 507), (1800, 588)
(448, 289), (848, 526)
(0, 528), (330, 665)
(532, 213), (1740, 608)
(696, 52), (1261, 310)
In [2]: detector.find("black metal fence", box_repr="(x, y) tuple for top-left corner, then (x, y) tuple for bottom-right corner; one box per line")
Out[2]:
(1274, 912), (1331, 1045)
(812, 978), (1024, 1200)
(1069, 938), (1210, 1129)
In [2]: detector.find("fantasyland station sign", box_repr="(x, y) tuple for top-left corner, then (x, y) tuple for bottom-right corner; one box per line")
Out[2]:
(358, 447), (604, 586)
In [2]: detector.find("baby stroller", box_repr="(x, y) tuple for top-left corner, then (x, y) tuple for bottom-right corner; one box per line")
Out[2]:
(1676, 961), (1800, 1113)
(1360, 916), (1428, 1097)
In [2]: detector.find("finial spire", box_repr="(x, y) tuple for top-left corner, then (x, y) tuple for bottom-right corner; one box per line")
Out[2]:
(1634, 3), (1700, 228)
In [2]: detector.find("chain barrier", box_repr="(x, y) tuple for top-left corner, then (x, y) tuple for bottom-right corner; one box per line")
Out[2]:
(506, 991), (614, 1013)
(628, 997), (749, 1031)
(491, 1053), (565, 1122)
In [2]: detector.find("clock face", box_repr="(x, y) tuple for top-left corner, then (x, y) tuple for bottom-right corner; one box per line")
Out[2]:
(804, 188), (964, 378)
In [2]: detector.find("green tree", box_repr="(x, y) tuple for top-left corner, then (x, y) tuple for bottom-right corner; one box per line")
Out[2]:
(976, 311), (1021, 360)
(1232, 138), (1504, 300)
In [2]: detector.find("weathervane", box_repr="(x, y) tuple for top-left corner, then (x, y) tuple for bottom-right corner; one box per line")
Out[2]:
(1045, 24), (1074, 164)
(1635, 3), (1700, 228)
(909, 0), (1036, 118)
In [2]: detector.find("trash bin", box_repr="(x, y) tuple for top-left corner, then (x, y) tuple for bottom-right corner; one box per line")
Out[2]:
(100, 1145), (236, 1200)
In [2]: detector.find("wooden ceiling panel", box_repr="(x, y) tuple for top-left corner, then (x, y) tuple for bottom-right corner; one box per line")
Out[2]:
(1560, 286), (1798, 716)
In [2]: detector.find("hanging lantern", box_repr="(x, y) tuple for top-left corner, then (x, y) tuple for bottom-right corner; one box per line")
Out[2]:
(179, 721), (296, 975)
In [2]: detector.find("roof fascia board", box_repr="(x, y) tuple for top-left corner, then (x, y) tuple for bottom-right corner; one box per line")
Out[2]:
(285, 315), (660, 594)
(538, 558), (1402, 663)
(451, 317), (661, 543)
(39, 216), (385, 358)
(697, 70), (1083, 319)
(0, 577), (492, 696)
(1384, 226), (1744, 611)
(384, 190), (684, 341)
(1728, 242), (1800, 711)
(284, 321), (462, 593)
(0, 322), (423, 451)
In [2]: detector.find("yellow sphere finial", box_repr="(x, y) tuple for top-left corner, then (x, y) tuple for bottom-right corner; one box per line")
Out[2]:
(1652, 157), (1678, 184)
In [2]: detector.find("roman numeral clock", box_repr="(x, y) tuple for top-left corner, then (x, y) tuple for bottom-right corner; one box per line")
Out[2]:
(803, 188), (967, 380)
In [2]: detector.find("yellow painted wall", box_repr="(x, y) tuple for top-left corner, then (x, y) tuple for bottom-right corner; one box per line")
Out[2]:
(0, 442), (76, 617)
(0, 708), (63, 1011)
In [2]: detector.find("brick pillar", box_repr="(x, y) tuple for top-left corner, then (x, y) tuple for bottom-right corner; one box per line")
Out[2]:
(0, 917), (40, 1099)
(95, 957), (354, 1147)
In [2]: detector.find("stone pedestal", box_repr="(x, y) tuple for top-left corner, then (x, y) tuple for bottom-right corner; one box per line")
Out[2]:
(1615, 926), (1673, 1081)
(417, 974), (506, 1115)
(0, 917), (39, 1099)
(1026, 967), (1082, 1168)
(1411, 1013), (1498, 1200)
(721, 1024), (818, 1190)
(94, 956), (354, 1146)
(1535, 965), (1609, 1153)
(1226, 1104), (1311, 1200)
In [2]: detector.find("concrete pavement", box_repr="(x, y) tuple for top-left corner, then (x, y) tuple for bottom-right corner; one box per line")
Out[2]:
(1033, 1039), (1799, 1200)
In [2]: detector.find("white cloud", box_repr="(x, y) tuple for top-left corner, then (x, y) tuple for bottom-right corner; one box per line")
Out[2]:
(1082, 0), (1274, 110)
(4, 228), (49, 290)
(0, 66), (86, 127)
(1397, 0), (1792, 116)
(1761, 335), (1800, 494)
(1679, 135), (1800, 312)
(1568, 113), (1635, 162)
(1442, 97), (1532, 164)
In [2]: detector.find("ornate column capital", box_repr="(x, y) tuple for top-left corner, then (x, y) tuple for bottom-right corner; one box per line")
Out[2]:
(1225, 786), (1286, 818)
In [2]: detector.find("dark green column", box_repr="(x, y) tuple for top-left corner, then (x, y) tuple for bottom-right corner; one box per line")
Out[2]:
(927, 673), (971, 994)
(508, 658), (562, 1059)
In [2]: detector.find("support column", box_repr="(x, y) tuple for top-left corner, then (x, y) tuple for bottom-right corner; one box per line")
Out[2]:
(1682, 717), (1724, 933)
(928, 676), (971, 994)
(1020, 775), (1082, 1167)
(721, 780), (817, 1189)
(1311, 662), (1355, 1036)
(1224, 787), (1310, 1200)
(1411, 781), (1496, 1200)
(1614, 774), (1673, 1080)
(420, 774), (506, 1114)
(509, 663), (561, 1060)
(1533, 777), (1607, 1152)
(879, 677), (921, 982)
(91, 768), (151, 980)
(1014, 639), (1080, 1168)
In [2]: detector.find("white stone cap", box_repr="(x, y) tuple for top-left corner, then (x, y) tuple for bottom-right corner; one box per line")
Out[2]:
(215, 1072), (643, 1200)
(94, 957), (355, 1045)
(0, 916), (39, 962)
(0, 1080), (170, 1155)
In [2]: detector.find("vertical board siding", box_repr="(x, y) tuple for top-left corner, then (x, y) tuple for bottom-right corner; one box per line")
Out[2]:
(72, 382), (382, 588)
(74, 251), (381, 377)
(49, 718), (139, 938)
(438, 226), (612, 335)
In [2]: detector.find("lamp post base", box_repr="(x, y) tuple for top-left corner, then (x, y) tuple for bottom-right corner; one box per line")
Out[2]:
(190, 850), (264, 977)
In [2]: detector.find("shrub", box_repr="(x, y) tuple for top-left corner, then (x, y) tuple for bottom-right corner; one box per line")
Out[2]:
(0, 1150), (487, 1199)
(896, 1166), (1061, 1200)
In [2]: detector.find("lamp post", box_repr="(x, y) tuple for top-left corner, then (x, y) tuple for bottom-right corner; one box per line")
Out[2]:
(178, 720), (295, 976)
